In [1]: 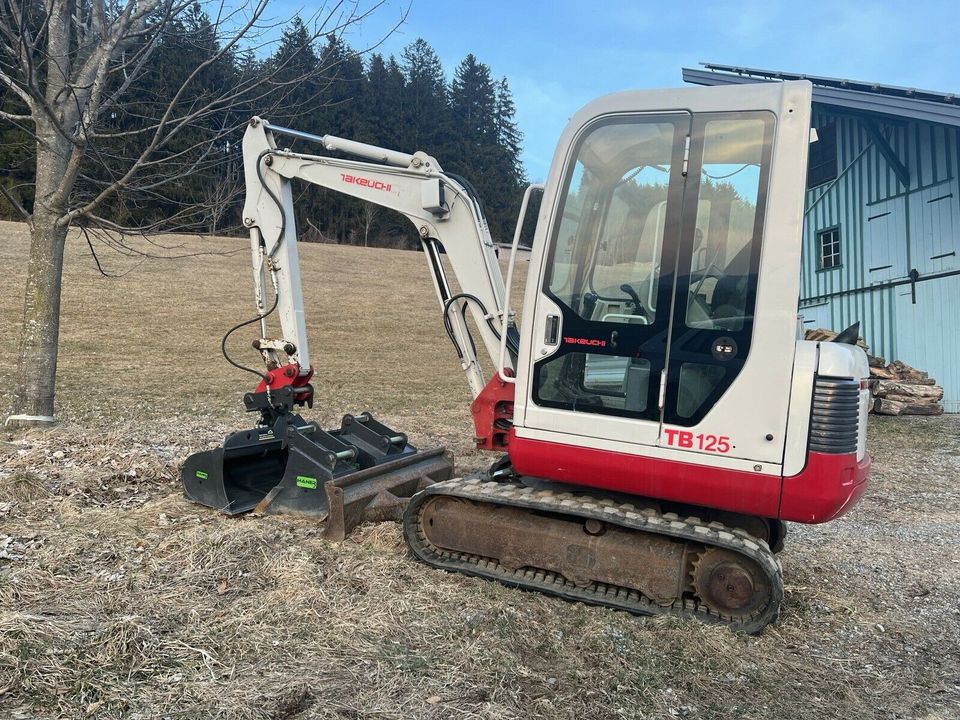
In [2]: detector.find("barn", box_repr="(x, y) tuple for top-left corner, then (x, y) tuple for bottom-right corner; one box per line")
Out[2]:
(684, 63), (960, 412)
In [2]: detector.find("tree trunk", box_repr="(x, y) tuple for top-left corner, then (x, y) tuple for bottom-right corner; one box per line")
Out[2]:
(7, 134), (71, 428)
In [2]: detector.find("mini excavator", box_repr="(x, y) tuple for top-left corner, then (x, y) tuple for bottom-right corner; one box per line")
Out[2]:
(182, 81), (871, 633)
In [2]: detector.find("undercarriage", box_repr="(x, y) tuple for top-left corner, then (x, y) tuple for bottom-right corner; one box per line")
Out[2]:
(404, 473), (785, 634)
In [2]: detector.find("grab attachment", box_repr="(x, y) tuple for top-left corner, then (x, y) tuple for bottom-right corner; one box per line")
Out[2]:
(180, 409), (453, 540)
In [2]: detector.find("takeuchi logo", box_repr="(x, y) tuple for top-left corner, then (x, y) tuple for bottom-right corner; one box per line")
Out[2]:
(563, 337), (606, 347)
(340, 173), (392, 192)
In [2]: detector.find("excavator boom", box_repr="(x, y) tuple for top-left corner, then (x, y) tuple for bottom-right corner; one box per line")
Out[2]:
(238, 117), (514, 397)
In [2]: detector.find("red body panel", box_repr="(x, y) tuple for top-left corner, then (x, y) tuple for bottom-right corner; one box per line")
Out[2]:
(507, 430), (869, 524)
(471, 374), (515, 451)
(779, 450), (870, 523)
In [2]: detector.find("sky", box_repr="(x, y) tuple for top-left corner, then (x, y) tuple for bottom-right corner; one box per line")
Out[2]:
(271, 0), (960, 182)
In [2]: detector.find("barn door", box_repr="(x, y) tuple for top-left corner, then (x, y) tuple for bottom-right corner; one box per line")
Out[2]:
(863, 196), (907, 283)
(909, 180), (960, 275)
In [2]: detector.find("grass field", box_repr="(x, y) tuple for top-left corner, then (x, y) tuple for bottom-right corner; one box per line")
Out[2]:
(1, 220), (959, 719)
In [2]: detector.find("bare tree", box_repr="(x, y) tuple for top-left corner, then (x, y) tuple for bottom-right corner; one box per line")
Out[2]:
(202, 155), (243, 236)
(359, 201), (380, 247)
(0, 0), (399, 427)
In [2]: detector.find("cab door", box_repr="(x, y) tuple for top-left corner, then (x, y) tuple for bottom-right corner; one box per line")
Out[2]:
(515, 82), (812, 466)
(521, 112), (691, 446)
(662, 111), (776, 430)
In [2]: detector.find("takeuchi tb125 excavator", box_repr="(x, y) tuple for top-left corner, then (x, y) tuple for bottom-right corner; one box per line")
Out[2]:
(182, 80), (871, 633)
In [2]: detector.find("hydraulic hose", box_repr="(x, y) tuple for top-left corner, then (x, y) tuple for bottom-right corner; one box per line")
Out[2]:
(220, 248), (280, 381)
(255, 149), (288, 258)
(441, 292), (520, 364)
(220, 148), (287, 381)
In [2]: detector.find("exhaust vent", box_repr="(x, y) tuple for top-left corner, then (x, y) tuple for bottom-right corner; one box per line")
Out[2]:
(809, 376), (860, 454)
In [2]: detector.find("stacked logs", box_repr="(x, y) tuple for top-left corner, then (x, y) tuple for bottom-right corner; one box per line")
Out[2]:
(869, 361), (944, 415)
(804, 328), (944, 416)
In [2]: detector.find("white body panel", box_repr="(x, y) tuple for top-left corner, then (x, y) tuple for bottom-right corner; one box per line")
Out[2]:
(817, 339), (870, 382)
(782, 340), (818, 476)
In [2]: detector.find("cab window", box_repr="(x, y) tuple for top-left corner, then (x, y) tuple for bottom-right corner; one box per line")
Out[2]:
(685, 117), (767, 332)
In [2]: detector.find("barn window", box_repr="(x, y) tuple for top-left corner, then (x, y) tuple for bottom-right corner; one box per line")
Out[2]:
(818, 227), (841, 270)
(807, 122), (838, 189)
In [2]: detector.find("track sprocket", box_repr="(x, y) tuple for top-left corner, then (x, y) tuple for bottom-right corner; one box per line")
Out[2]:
(691, 547), (771, 618)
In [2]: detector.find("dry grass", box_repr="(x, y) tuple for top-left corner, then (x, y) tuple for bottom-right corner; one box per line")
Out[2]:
(1, 220), (958, 719)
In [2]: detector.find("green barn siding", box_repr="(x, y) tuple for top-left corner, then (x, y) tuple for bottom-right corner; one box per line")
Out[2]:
(800, 107), (960, 411)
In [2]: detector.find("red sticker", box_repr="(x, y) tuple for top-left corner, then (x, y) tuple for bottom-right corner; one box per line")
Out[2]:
(663, 428), (731, 454)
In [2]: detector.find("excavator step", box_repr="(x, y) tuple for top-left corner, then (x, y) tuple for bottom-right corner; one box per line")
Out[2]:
(181, 411), (453, 540)
(403, 477), (783, 634)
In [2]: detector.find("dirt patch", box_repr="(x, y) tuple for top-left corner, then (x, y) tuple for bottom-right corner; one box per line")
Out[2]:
(1, 222), (959, 719)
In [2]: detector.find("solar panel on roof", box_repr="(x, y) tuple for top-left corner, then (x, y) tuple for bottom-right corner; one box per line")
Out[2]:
(699, 62), (959, 105)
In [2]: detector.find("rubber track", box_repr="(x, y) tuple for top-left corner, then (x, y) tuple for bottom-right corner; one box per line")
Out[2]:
(403, 477), (784, 634)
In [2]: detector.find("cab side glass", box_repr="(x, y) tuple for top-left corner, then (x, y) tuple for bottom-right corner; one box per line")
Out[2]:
(535, 117), (684, 419)
(685, 118), (766, 333)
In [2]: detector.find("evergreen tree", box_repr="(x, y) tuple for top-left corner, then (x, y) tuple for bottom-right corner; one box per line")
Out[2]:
(447, 57), (526, 242)
(264, 17), (322, 131)
(356, 53), (411, 246)
(400, 38), (450, 154)
(310, 34), (367, 242)
(493, 76), (534, 244)
(316, 34), (364, 135)
(495, 77), (525, 182)
(450, 54), (497, 153)
(361, 53), (406, 148)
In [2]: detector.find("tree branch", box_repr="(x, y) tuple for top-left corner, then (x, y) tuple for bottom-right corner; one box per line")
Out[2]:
(0, 65), (36, 109)
(0, 182), (30, 219)
(62, 0), (273, 223)
(0, 108), (33, 121)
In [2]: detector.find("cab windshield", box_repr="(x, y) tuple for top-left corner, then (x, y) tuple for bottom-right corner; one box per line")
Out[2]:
(547, 119), (678, 324)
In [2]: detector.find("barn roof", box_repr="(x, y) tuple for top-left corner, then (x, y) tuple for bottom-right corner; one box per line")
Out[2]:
(682, 63), (960, 128)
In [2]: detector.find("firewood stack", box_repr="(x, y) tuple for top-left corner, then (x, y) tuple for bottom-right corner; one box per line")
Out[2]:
(804, 328), (945, 416)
